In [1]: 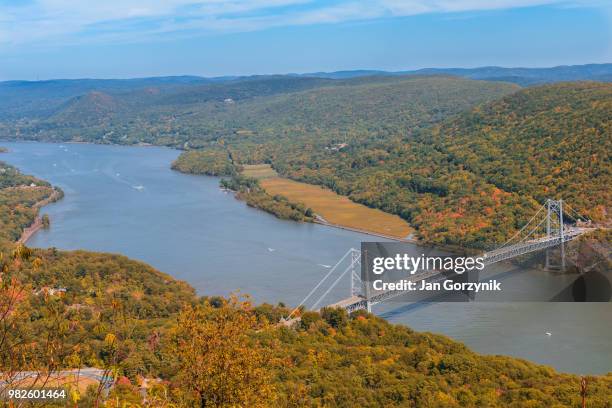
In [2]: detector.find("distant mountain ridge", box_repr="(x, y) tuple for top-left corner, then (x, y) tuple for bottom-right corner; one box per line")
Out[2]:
(4, 63), (610, 85)
(403, 63), (612, 85)
(0, 76), (214, 120)
(1, 63), (609, 121)
(296, 64), (612, 84)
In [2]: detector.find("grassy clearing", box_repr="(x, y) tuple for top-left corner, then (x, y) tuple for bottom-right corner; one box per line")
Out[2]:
(260, 177), (413, 239)
(242, 164), (278, 179)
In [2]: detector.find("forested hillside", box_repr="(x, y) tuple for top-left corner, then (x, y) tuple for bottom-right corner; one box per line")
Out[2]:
(1, 75), (610, 248)
(173, 81), (610, 248)
(427, 82), (611, 222)
(1, 156), (611, 406)
(0, 160), (59, 246)
(0, 75), (517, 145)
(0, 76), (211, 120)
(261, 82), (611, 247)
(0, 76), (339, 142)
(4, 247), (612, 407)
(1, 63), (609, 120)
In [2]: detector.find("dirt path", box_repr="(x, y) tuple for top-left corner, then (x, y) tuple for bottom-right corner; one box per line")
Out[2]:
(17, 188), (62, 244)
(18, 217), (43, 244)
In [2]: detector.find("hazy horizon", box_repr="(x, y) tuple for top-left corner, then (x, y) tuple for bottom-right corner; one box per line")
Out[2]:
(1, 62), (610, 83)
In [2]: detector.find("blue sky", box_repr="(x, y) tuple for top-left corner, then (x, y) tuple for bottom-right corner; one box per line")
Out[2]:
(0, 0), (610, 80)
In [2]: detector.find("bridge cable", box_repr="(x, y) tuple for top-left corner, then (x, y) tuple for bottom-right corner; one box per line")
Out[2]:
(517, 214), (549, 243)
(564, 203), (591, 222)
(565, 206), (583, 221)
(286, 248), (355, 320)
(311, 258), (359, 311)
(497, 203), (546, 249)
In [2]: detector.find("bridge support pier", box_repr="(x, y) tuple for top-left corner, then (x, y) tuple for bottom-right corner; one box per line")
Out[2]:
(545, 241), (566, 272)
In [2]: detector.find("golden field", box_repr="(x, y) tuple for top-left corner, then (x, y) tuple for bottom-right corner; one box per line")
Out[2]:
(241, 164), (278, 179)
(260, 177), (413, 239)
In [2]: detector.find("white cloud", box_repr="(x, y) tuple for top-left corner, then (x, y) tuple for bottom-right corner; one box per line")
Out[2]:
(0, 0), (603, 48)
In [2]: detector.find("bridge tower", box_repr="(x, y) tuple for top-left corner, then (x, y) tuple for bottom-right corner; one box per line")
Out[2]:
(349, 248), (371, 312)
(545, 199), (566, 271)
(350, 249), (361, 297)
(546, 199), (564, 240)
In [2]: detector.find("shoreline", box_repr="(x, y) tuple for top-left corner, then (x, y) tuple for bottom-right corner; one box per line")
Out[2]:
(18, 217), (43, 244)
(313, 219), (418, 243)
(17, 188), (62, 245)
(258, 175), (414, 241)
(312, 219), (475, 255)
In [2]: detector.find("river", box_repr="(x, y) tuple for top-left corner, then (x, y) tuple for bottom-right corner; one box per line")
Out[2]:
(2, 141), (610, 374)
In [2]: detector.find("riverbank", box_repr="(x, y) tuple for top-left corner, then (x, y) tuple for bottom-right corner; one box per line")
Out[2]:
(219, 168), (480, 254)
(239, 167), (474, 253)
(238, 164), (414, 240)
(312, 218), (417, 243)
(260, 176), (413, 240)
(18, 216), (43, 244)
(18, 188), (62, 244)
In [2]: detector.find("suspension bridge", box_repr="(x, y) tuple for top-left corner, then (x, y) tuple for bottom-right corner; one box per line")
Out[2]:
(284, 199), (595, 320)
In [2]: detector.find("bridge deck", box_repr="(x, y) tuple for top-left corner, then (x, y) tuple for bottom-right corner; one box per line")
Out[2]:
(329, 227), (592, 312)
(326, 296), (364, 310)
(483, 228), (588, 264)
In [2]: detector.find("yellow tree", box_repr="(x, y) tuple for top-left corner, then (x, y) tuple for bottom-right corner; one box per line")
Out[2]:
(169, 296), (276, 407)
